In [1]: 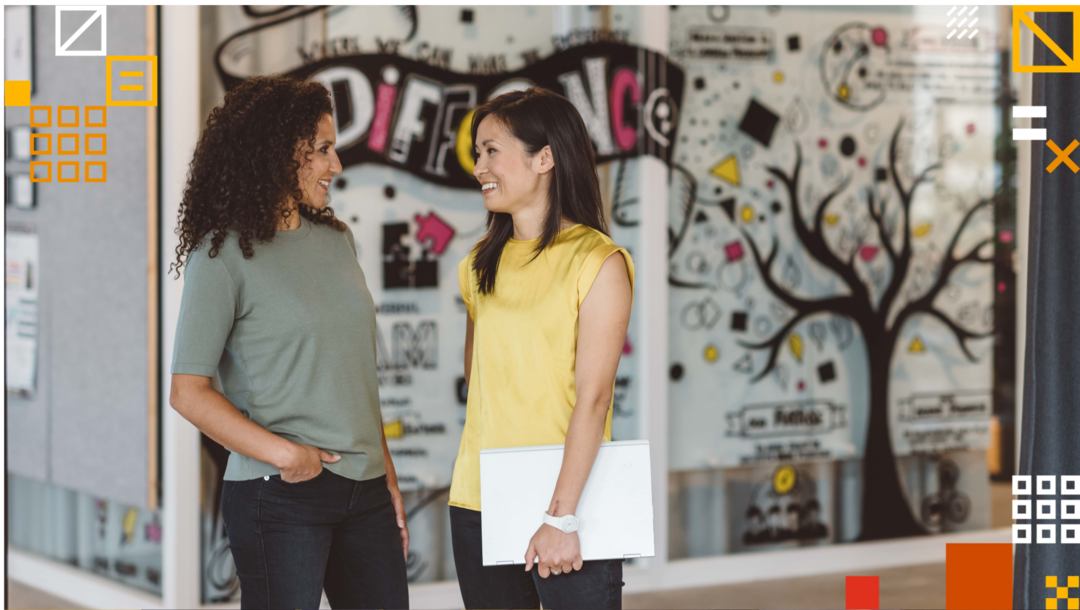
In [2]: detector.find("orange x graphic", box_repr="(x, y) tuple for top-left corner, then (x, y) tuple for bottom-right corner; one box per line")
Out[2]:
(1047, 139), (1080, 173)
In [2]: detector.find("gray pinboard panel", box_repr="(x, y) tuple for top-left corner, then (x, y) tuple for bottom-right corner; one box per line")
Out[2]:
(5, 6), (154, 508)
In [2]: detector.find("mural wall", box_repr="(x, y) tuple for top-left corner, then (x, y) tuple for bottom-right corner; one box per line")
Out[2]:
(666, 5), (999, 554)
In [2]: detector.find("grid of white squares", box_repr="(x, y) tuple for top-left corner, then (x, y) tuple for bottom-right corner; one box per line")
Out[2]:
(1012, 476), (1080, 543)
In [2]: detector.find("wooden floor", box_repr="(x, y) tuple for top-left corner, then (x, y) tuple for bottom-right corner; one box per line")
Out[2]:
(7, 482), (1014, 609)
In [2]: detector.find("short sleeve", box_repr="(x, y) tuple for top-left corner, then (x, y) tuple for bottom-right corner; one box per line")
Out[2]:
(458, 256), (475, 319)
(576, 244), (635, 308)
(171, 247), (238, 377)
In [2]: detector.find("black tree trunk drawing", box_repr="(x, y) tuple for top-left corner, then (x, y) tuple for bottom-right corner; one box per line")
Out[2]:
(731, 119), (995, 541)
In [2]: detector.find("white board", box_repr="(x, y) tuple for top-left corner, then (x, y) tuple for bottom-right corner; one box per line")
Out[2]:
(480, 440), (655, 566)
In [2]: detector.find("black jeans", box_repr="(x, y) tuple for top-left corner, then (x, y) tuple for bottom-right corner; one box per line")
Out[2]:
(222, 470), (409, 609)
(450, 505), (624, 609)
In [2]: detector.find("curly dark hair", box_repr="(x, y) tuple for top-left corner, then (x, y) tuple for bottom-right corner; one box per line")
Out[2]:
(170, 76), (345, 277)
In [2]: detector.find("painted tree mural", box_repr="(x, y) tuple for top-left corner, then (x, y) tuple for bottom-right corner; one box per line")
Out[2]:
(730, 119), (994, 541)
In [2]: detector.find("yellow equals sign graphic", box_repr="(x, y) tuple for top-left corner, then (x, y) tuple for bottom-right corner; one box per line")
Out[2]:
(120, 72), (144, 91)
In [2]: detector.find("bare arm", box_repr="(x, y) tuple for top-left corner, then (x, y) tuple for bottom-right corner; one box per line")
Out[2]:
(525, 253), (633, 576)
(169, 374), (338, 482)
(380, 417), (410, 559)
(548, 253), (632, 517)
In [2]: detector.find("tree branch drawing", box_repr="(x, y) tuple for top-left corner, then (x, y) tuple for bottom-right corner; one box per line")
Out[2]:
(736, 119), (994, 541)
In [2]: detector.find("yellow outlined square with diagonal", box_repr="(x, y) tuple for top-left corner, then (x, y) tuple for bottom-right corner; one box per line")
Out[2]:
(106, 56), (157, 106)
(1013, 6), (1080, 73)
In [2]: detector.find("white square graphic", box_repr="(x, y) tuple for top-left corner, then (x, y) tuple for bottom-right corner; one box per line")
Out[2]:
(1013, 475), (1032, 496)
(1037, 499), (1057, 520)
(1013, 499), (1031, 519)
(1063, 499), (1080, 519)
(1037, 523), (1056, 544)
(55, 6), (106, 56)
(1013, 523), (1031, 544)
(1037, 475), (1056, 495)
(1062, 475), (1080, 495)
(1063, 524), (1080, 543)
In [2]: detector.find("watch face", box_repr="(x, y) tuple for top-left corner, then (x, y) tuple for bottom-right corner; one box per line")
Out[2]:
(561, 516), (579, 533)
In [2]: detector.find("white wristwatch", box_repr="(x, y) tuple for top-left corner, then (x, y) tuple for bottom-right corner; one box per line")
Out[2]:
(543, 511), (580, 533)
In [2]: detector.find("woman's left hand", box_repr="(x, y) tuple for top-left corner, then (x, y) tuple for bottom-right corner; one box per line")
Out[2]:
(525, 523), (583, 578)
(388, 481), (410, 560)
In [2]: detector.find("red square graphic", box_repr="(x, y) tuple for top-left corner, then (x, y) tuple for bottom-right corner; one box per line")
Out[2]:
(846, 575), (879, 610)
(946, 543), (1012, 609)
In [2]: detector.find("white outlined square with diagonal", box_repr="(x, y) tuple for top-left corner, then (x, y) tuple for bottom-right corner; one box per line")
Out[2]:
(56, 6), (106, 57)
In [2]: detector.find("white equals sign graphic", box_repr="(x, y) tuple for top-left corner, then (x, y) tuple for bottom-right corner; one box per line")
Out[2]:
(1013, 106), (1047, 141)
(947, 6), (979, 40)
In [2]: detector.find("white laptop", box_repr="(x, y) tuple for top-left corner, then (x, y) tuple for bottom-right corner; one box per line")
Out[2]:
(479, 440), (655, 566)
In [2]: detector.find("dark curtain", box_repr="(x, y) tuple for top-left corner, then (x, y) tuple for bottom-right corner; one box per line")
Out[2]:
(1013, 11), (1080, 610)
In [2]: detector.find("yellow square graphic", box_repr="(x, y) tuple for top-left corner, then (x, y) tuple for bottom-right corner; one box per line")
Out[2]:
(1049, 599), (1059, 610)
(1013, 6), (1080, 73)
(30, 161), (51, 182)
(58, 106), (80, 127)
(58, 162), (79, 183)
(85, 161), (107, 183)
(1061, 587), (1071, 598)
(58, 133), (79, 155)
(30, 133), (51, 155)
(85, 106), (107, 127)
(1050, 577), (1060, 588)
(106, 56), (158, 106)
(30, 106), (51, 127)
(1070, 598), (1079, 610)
(4, 81), (31, 106)
(1071, 576), (1079, 588)
(85, 134), (107, 155)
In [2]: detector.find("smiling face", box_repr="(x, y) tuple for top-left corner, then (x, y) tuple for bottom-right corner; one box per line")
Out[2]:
(294, 113), (342, 209)
(472, 115), (552, 214)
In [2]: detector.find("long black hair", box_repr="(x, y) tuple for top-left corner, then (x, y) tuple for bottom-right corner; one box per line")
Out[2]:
(470, 87), (608, 295)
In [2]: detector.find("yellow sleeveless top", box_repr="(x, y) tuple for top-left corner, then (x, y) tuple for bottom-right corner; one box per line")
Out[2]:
(449, 224), (636, 511)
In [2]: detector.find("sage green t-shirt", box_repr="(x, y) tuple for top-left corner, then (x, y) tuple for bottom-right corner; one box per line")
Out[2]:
(171, 215), (385, 482)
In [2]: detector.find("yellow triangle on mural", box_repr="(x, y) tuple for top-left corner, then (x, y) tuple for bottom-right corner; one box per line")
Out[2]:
(384, 420), (404, 439)
(710, 155), (741, 186)
(825, 214), (839, 226)
(908, 336), (925, 353)
(913, 223), (932, 238)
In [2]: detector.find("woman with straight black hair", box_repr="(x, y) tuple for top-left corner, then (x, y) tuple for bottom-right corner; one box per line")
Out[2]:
(449, 87), (635, 610)
(168, 76), (409, 609)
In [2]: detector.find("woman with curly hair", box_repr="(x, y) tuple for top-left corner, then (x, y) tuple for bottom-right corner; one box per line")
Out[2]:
(168, 76), (409, 610)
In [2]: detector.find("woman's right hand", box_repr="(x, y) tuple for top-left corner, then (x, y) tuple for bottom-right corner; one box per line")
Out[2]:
(279, 442), (340, 483)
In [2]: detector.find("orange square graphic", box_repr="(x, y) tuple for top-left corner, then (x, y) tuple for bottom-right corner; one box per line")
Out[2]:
(85, 161), (107, 183)
(58, 162), (79, 182)
(30, 133), (51, 155)
(58, 106), (79, 127)
(85, 106), (107, 127)
(30, 106), (51, 127)
(946, 543), (1012, 609)
(30, 161), (51, 182)
(58, 133), (79, 155)
(85, 134), (107, 155)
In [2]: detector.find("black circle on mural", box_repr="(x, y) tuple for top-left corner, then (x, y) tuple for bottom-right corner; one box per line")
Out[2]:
(350, 215), (359, 223)
(733, 82), (740, 89)
(715, 186), (723, 195)
(840, 136), (856, 157)
(335, 178), (348, 189)
(833, 40), (843, 53)
(771, 201), (782, 214)
(759, 215), (766, 222)
(384, 185), (396, 199)
(858, 67), (867, 79)
(670, 363), (684, 380)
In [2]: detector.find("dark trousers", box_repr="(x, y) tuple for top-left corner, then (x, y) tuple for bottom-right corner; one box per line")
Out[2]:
(450, 505), (624, 610)
(222, 471), (409, 609)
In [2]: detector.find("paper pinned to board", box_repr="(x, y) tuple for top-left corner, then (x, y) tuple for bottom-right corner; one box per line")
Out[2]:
(6, 228), (40, 396)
